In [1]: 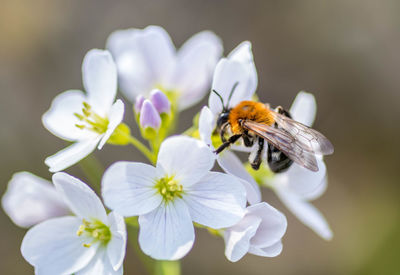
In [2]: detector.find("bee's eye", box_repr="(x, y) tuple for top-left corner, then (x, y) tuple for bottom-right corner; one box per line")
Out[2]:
(217, 112), (229, 128)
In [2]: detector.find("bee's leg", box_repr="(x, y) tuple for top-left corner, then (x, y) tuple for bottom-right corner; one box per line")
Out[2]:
(249, 138), (264, 170)
(243, 130), (254, 147)
(220, 123), (229, 143)
(214, 134), (242, 154)
(274, 105), (292, 118)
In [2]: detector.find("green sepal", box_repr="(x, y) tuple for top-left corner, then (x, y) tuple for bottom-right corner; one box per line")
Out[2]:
(107, 123), (131, 145)
(141, 127), (158, 140)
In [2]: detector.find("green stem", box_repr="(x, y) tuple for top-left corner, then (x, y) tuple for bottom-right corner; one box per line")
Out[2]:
(128, 135), (157, 165)
(78, 154), (104, 192)
(127, 225), (155, 274)
(155, 261), (181, 275)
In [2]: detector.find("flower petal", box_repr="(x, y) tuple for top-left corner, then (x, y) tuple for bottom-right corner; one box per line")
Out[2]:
(170, 31), (222, 110)
(273, 158), (327, 200)
(224, 215), (261, 262)
(107, 29), (153, 101)
(1, 172), (69, 228)
(83, 49), (117, 116)
(184, 172), (246, 229)
(275, 185), (333, 240)
(304, 176), (328, 201)
(45, 138), (101, 172)
(138, 199), (194, 260)
(209, 59), (254, 114)
(42, 90), (94, 141)
(102, 162), (163, 216)
(248, 240), (283, 257)
(53, 172), (108, 222)
(289, 91), (316, 127)
(106, 26), (175, 101)
(106, 212), (127, 271)
(227, 41), (257, 97)
(247, 202), (287, 248)
(21, 216), (98, 275)
(156, 136), (215, 187)
(198, 106), (215, 148)
(217, 151), (262, 204)
(98, 99), (125, 149)
(76, 248), (123, 275)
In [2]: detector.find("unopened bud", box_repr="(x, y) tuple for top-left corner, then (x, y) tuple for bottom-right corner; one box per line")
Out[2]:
(150, 89), (171, 114)
(134, 95), (145, 113)
(140, 100), (161, 130)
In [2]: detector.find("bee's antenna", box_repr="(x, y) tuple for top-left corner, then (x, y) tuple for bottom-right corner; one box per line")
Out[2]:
(226, 82), (239, 109)
(212, 89), (226, 110)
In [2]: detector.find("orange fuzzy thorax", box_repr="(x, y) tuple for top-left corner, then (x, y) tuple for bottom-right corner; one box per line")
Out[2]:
(228, 101), (275, 134)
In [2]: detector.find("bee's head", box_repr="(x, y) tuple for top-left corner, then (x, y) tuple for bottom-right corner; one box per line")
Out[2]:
(217, 110), (230, 129)
(212, 83), (238, 129)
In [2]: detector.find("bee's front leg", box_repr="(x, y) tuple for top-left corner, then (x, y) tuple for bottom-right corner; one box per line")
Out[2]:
(220, 123), (229, 143)
(214, 134), (242, 154)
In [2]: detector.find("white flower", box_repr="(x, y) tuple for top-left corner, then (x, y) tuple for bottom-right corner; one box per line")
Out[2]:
(42, 49), (125, 172)
(102, 136), (246, 260)
(265, 92), (333, 240)
(199, 41), (261, 205)
(106, 25), (223, 110)
(2, 172), (69, 228)
(21, 172), (127, 275)
(224, 202), (287, 262)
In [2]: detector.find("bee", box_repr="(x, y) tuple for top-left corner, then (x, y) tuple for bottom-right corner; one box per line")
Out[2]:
(213, 84), (334, 173)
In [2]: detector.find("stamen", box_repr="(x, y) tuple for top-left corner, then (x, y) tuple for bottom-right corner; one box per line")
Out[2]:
(73, 102), (109, 134)
(155, 176), (184, 202)
(76, 219), (111, 248)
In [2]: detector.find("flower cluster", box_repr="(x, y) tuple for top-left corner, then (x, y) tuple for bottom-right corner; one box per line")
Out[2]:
(2, 25), (333, 275)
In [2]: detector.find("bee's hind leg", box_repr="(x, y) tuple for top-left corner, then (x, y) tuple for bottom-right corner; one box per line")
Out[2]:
(214, 134), (242, 154)
(249, 137), (264, 170)
(243, 130), (254, 147)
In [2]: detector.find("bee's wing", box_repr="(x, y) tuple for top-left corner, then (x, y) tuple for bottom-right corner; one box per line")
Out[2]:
(271, 112), (334, 155)
(242, 120), (320, 172)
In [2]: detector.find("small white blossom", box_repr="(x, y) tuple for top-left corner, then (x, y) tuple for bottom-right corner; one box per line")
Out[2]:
(224, 202), (287, 262)
(199, 41), (261, 205)
(102, 136), (246, 260)
(2, 172), (69, 228)
(106, 25), (223, 110)
(42, 49), (125, 172)
(21, 173), (127, 275)
(265, 92), (332, 240)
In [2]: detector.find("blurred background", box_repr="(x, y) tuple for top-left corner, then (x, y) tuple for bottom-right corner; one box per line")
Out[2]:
(1, 0), (399, 274)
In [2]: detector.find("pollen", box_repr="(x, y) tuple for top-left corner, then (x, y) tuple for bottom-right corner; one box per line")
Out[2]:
(73, 102), (109, 134)
(155, 176), (183, 202)
(76, 219), (111, 248)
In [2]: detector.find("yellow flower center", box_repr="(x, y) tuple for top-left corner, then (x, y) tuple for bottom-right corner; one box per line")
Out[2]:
(76, 219), (111, 248)
(74, 102), (109, 134)
(155, 176), (183, 202)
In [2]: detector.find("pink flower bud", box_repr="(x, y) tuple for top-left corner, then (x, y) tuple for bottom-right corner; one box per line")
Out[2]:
(150, 89), (171, 114)
(135, 95), (145, 113)
(140, 100), (161, 129)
